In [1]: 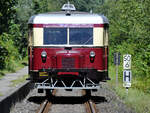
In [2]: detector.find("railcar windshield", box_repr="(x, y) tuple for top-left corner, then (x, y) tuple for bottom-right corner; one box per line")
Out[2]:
(44, 28), (67, 44)
(69, 28), (93, 45)
(43, 28), (93, 45)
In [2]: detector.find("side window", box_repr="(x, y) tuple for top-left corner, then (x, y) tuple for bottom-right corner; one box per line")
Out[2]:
(44, 28), (67, 45)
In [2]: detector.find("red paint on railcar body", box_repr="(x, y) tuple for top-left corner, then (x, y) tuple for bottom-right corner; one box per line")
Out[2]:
(30, 24), (105, 28)
(30, 47), (107, 75)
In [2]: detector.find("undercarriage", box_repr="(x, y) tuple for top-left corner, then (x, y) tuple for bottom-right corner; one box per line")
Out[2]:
(35, 77), (100, 90)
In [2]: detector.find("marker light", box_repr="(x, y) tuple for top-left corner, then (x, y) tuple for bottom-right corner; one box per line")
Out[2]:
(41, 51), (47, 63)
(90, 51), (95, 63)
(90, 51), (95, 57)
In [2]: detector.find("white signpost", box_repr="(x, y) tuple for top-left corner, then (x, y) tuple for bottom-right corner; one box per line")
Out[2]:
(123, 54), (132, 94)
(123, 70), (132, 87)
(123, 54), (131, 70)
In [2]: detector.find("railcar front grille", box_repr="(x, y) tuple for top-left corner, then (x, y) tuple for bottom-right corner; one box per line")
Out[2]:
(62, 57), (75, 68)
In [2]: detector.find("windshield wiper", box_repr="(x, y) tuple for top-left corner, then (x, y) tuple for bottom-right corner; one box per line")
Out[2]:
(83, 37), (93, 45)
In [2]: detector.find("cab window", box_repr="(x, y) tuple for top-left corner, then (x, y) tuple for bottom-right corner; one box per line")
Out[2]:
(44, 28), (67, 45)
(69, 28), (93, 45)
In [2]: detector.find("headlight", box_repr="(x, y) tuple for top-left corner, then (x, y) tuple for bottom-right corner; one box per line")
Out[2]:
(90, 51), (95, 57)
(41, 51), (47, 63)
(41, 51), (47, 58)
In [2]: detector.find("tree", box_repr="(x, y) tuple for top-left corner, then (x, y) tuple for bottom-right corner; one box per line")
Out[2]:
(0, 0), (17, 34)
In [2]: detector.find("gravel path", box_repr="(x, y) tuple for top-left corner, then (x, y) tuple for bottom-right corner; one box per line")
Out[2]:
(10, 82), (135, 113)
(0, 66), (28, 99)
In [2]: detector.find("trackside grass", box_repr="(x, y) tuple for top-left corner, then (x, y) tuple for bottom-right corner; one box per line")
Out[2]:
(115, 87), (150, 113)
(0, 57), (28, 79)
(108, 66), (150, 113)
(10, 74), (28, 87)
(0, 92), (3, 96)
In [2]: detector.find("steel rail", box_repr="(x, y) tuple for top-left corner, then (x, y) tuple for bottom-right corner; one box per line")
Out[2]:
(36, 90), (56, 113)
(37, 100), (50, 113)
(82, 90), (97, 113)
(85, 100), (97, 113)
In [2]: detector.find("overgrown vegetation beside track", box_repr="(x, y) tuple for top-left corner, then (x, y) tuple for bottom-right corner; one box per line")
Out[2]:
(100, 0), (150, 92)
(99, 0), (150, 112)
(0, 57), (28, 79)
(108, 66), (150, 113)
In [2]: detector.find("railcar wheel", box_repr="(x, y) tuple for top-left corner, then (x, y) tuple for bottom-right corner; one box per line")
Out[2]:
(85, 89), (91, 98)
(38, 89), (44, 93)
(45, 89), (53, 97)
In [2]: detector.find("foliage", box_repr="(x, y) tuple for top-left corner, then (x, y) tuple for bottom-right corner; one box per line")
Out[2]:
(109, 65), (150, 113)
(0, 0), (17, 34)
(100, 0), (150, 93)
(116, 85), (150, 113)
(0, 32), (19, 71)
(0, 0), (18, 70)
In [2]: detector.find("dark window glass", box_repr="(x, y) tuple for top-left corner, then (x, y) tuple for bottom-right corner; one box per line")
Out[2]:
(69, 28), (93, 45)
(44, 28), (67, 45)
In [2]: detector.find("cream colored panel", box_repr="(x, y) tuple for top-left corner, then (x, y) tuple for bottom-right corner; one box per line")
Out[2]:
(104, 30), (109, 46)
(28, 28), (33, 46)
(94, 28), (103, 46)
(33, 28), (43, 46)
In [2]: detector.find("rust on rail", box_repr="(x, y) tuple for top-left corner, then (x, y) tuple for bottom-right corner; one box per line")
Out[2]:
(82, 90), (97, 113)
(36, 90), (56, 113)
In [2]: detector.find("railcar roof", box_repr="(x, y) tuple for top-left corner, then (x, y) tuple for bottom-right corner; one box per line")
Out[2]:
(28, 11), (109, 24)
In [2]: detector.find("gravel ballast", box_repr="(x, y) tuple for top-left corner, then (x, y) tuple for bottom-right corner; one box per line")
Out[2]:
(10, 82), (135, 113)
(92, 83), (135, 113)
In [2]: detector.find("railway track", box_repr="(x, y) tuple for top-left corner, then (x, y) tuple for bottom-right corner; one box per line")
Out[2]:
(83, 90), (97, 113)
(85, 100), (97, 113)
(10, 83), (135, 113)
(37, 100), (51, 113)
(36, 89), (97, 113)
(36, 90), (56, 113)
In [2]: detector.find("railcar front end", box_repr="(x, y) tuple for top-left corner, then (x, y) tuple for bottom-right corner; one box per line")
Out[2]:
(28, 4), (109, 92)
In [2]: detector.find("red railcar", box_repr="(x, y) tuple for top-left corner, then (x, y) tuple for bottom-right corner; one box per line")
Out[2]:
(28, 3), (109, 93)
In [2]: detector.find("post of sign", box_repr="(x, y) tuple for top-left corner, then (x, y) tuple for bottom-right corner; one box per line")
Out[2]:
(123, 54), (132, 94)
(114, 52), (120, 87)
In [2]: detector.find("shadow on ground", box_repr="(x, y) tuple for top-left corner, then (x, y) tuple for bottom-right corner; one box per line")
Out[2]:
(27, 95), (107, 105)
(0, 72), (5, 76)
(22, 62), (28, 66)
(0, 72), (5, 79)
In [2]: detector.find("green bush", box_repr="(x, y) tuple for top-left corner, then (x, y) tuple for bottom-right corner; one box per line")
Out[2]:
(0, 32), (20, 71)
(109, 41), (150, 92)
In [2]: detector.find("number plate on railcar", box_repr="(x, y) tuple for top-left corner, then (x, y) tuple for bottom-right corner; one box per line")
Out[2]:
(39, 72), (48, 76)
